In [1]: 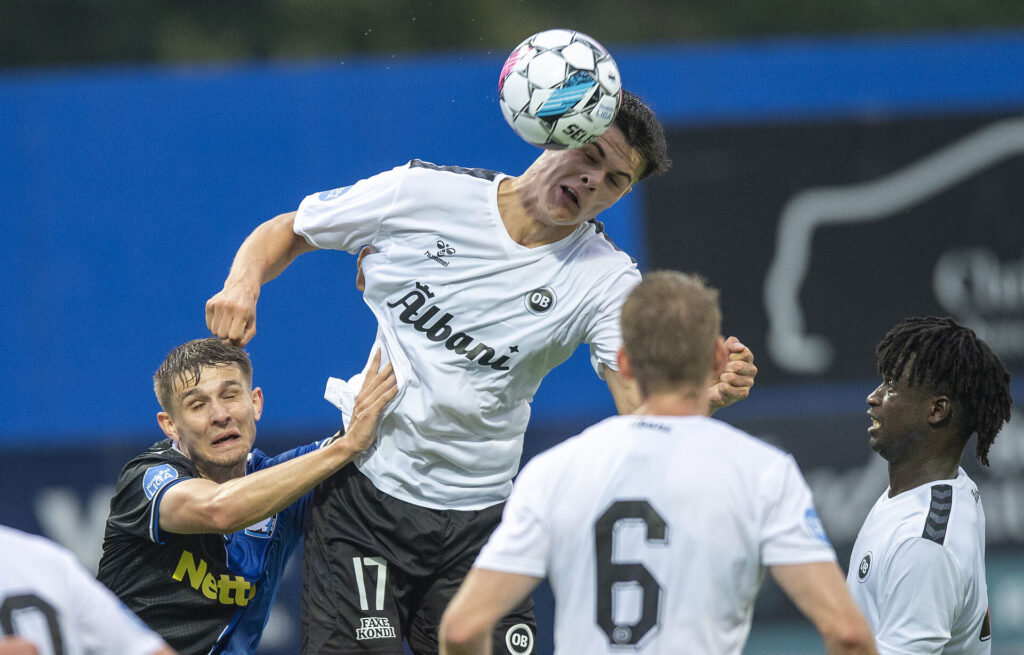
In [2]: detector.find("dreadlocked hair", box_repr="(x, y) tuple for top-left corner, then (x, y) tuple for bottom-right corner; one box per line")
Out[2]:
(876, 316), (1012, 466)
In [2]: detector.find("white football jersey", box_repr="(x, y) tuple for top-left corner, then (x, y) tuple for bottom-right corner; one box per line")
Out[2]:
(847, 469), (991, 655)
(0, 525), (167, 655)
(474, 414), (837, 654)
(295, 161), (640, 509)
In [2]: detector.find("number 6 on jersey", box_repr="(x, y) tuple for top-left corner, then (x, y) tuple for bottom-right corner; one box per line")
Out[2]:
(594, 499), (667, 646)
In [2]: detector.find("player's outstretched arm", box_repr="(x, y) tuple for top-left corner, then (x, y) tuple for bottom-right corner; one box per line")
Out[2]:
(159, 351), (397, 534)
(771, 561), (878, 655)
(707, 336), (757, 413)
(440, 568), (541, 655)
(206, 211), (318, 346)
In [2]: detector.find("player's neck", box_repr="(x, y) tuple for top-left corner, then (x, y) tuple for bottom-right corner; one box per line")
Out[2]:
(635, 388), (710, 417)
(887, 456), (961, 497)
(194, 460), (246, 485)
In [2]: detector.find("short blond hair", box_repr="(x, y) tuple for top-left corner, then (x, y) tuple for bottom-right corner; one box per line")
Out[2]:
(620, 271), (721, 396)
(154, 338), (253, 412)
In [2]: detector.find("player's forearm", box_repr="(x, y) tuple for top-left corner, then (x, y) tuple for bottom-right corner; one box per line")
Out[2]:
(188, 438), (358, 534)
(224, 211), (313, 293)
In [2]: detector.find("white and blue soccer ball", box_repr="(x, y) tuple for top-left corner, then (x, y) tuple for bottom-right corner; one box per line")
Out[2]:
(498, 29), (622, 149)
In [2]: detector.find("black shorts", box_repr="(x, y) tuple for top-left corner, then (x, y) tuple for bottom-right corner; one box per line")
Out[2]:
(301, 465), (536, 654)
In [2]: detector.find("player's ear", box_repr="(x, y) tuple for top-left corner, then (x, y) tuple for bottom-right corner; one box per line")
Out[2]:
(157, 411), (179, 442)
(928, 395), (952, 426)
(616, 347), (635, 381)
(251, 386), (264, 421)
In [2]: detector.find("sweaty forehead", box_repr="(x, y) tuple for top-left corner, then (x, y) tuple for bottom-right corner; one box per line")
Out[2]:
(173, 363), (246, 396)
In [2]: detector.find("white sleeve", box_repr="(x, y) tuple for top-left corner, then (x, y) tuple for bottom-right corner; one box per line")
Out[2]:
(473, 457), (551, 577)
(64, 549), (168, 655)
(293, 164), (407, 253)
(760, 455), (838, 566)
(586, 265), (641, 377)
(873, 538), (960, 655)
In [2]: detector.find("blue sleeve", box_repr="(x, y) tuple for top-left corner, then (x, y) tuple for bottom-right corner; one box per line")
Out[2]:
(249, 440), (327, 472)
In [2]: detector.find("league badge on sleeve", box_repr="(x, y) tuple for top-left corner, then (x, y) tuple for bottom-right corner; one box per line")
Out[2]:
(318, 185), (352, 202)
(143, 464), (179, 499)
(804, 508), (831, 545)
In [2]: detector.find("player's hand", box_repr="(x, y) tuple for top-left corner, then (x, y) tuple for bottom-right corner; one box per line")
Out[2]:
(355, 245), (375, 293)
(340, 349), (398, 453)
(205, 284), (259, 347)
(707, 337), (757, 412)
(0, 637), (41, 655)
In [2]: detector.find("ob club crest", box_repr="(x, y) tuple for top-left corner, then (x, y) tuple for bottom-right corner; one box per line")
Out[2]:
(857, 552), (872, 582)
(525, 287), (556, 315)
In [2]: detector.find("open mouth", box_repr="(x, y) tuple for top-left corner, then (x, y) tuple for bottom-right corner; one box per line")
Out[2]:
(867, 413), (880, 433)
(212, 432), (241, 447)
(560, 185), (579, 207)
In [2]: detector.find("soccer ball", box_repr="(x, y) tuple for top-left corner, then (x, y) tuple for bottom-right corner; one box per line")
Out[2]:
(498, 29), (622, 149)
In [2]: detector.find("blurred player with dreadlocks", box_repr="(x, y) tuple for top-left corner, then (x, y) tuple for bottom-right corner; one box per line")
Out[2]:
(848, 316), (1013, 655)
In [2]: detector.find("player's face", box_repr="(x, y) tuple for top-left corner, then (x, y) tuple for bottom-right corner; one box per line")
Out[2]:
(158, 363), (262, 481)
(865, 370), (934, 463)
(534, 125), (644, 227)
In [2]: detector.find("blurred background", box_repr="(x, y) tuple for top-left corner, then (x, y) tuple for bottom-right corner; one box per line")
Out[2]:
(2, 1), (1023, 653)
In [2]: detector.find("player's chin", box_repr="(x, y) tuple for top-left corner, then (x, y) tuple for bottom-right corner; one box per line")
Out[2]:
(210, 441), (250, 466)
(555, 207), (592, 226)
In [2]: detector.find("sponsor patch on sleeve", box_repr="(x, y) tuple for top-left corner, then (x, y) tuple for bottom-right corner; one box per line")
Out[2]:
(318, 185), (352, 201)
(804, 508), (831, 545)
(143, 464), (179, 500)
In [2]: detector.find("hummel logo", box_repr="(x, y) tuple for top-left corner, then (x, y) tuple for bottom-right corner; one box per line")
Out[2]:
(425, 239), (456, 267)
(436, 240), (456, 257)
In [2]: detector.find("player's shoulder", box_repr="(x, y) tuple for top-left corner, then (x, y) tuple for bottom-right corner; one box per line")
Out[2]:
(880, 476), (981, 549)
(701, 416), (796, 465)
(119, 439), (189, 472)
(920, 473), (985, 558)
(404, 159), (502, 183)
(0, 525), (76, 569)
(115, 439), (195, 493)
(881, 479), (984, 585)
(573, 218), (636, 265)
(536, 415), (788, 468)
